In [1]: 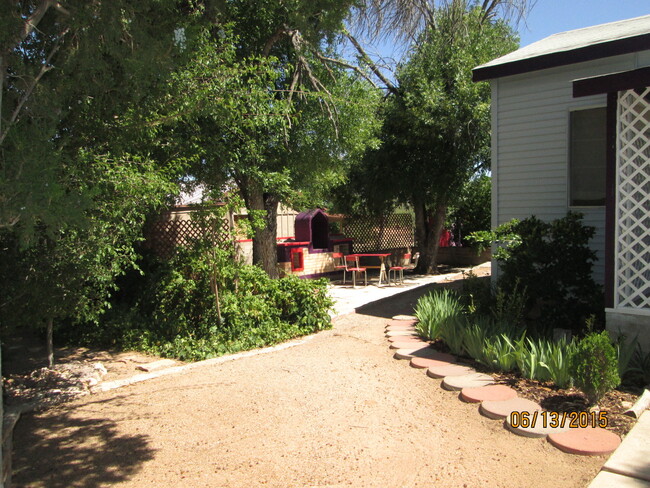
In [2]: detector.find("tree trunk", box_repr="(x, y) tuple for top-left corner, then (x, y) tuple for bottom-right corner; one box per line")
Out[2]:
(413, 201), (447, 274)
(239, 177), (280, 278)
(46, 316), (54, 368)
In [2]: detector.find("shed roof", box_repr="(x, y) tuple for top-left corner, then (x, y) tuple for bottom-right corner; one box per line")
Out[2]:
(473, 14), (650, 82)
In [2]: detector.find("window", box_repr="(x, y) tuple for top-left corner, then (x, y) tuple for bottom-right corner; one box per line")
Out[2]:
(569, 107), (607, 206)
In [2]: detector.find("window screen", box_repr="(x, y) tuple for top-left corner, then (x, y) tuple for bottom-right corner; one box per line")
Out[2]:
(569, 107), (606, 206)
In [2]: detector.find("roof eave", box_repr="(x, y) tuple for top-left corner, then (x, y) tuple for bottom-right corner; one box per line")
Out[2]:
(472, 32), (650, 82)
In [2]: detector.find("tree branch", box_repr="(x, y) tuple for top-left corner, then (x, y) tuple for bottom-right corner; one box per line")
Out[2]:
(345, 31), (398, 95)
(262, 25), (289, 56)
(0, 28), (69, 147)
(312, 51), (379, 89)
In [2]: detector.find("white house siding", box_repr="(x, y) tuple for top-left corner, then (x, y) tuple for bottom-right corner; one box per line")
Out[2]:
(491, 53), (650, 284)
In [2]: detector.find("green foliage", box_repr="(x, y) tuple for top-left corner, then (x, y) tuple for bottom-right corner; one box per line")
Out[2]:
(415, 289), (466, 343)
(487, 213), (603, 334)
(481, 334), (519, 372)
(570, 331), (620, 405)
(1, 0), (186, 240)
(466, 219), (521, 253)
(72, 239), (333, 361)
(333, 5), (518, 272)
(414, 283), (586, 388)
(0, 155), (173, 338)
(623, 344), (650, 387)
(615, 334), (640, 379)
(539, 338), (577, 389)
(446, 174), (491, 246)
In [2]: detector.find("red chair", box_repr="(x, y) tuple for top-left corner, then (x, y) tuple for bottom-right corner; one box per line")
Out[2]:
(389, 253), (410, 284)
(345, 255), (367, 287)
(404, 252), (420, 272)
(332, 252), (347, 284)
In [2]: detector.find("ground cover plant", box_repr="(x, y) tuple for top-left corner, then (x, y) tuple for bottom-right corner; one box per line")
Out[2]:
(66, 238), (333, 361)
(414, 286), (639, 404)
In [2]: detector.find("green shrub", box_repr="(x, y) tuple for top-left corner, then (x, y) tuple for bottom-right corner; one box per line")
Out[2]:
(70, 239), (333, 361)
(570, 331), (620, 405)
(473, 212), (603, 334)
(415, 289), (465, 342)
(460, 271), (492, 317)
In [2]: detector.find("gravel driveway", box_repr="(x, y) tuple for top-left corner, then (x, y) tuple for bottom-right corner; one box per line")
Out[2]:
(12, 282), (603, 487)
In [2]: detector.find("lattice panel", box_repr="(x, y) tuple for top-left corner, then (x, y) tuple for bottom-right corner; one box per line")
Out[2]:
(615, 88), (650, 309)
(146, 218), (231, 257)
(342, 214), (415, 253)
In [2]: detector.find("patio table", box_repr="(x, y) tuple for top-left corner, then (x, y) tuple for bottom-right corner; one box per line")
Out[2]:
(347, 253), (391, 285)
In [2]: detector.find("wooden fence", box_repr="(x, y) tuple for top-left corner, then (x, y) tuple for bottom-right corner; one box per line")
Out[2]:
(342, 214), (415, 253)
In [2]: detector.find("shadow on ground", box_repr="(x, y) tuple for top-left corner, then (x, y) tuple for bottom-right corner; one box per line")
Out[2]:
(12, 396), (155, 488)
(355, 272), (487, 320)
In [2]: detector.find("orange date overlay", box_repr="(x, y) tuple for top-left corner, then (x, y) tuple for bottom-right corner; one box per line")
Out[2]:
(509, 410), (609, 429)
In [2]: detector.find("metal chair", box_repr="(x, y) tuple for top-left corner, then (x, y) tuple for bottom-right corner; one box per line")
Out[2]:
(403, 252), (420, 273)
(332, 252), (347, 284)
(344, 255), (367, 287)
(388, 253), (410, 284)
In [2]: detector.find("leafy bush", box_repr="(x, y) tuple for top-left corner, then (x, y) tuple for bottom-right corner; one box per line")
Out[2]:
(570, 331), (620, 405)
(476, 212), (603, 334)
(70, 240), (333, 361)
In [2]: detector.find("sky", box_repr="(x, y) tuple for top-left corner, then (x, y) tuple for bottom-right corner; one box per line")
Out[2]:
(517, 1), (649, 47)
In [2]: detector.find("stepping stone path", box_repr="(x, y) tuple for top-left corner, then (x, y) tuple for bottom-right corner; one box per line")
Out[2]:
(386, 319), (418, 328)
(427, 364), (476, 379)
(394, 346), (454, 361)
(410, 356), (456, 369)
(384, 309), (625, 462)
(442, 373), (494, 391)
(460, 385), (518, 403)
(548, 427), (621, 456)
(385, 327), (417, 334)
(480, 397), (542, 420)
(387, 335), (424, 343)
(390, 341), (431, 350)
(386, 330), (419, 337)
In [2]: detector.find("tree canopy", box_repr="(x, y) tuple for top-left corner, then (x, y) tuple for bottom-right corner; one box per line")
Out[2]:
(336, 3), (518, 272)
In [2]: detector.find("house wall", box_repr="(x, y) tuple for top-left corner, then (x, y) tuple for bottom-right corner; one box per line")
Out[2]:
(491, 52), (650, 285)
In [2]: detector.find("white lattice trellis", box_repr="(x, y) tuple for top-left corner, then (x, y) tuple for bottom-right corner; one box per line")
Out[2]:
(615, 88), (650, 309)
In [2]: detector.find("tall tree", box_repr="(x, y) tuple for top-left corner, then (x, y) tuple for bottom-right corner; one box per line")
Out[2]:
(0, 1), (186, 241)
(0, 1), (194, 362)
(337, 3), (517, 273)
(144, 1), (381, 277)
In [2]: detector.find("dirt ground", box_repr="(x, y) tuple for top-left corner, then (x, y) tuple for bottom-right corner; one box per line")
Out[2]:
(10, 278), (606, 488)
